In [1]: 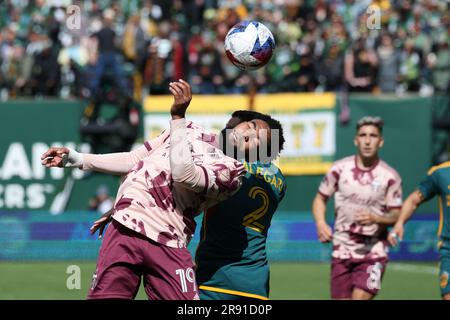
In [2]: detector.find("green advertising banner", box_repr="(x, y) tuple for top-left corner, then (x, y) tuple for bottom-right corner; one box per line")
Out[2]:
(0, 100), (119, 212)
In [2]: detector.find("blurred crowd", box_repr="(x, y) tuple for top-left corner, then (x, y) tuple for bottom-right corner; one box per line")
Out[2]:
(0, 0), (449, 101)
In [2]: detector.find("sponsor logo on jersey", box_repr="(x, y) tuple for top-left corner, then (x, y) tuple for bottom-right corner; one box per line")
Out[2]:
(90, 272), (98, 290)
(366, 262), (382, 290)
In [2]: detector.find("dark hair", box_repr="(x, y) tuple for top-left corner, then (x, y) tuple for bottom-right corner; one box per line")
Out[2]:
(356, 116), (384, 134)
(231, 110), (285, 160)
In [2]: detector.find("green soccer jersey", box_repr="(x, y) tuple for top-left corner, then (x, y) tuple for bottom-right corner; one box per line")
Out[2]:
(195, 161), (286, 300)
(418, 162), (450, 249)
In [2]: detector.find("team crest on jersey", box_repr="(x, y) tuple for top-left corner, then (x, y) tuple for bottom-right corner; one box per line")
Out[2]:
(371, 179), (382, 192)
(440, 272), (449, 289)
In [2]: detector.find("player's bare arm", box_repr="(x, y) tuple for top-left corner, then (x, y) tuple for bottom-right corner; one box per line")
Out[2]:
(388, 190), (425, 246)
(169, 79), (192, 120)
(168, 79), (244, 195)
(312, 192), (333, 243)
(168, 79), (207, 191)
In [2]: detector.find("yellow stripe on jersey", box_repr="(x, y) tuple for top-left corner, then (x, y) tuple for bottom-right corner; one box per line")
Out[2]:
(247, 221), (265, 233)
(199, 285), (269, 300)
(247, 225), (263, 233)
(427, 161), (450, 176)
(438, 197), (444, 238)
(252, 221), (265, 230)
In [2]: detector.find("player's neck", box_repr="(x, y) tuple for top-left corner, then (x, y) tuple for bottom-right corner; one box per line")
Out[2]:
(356, 154), (379, 170)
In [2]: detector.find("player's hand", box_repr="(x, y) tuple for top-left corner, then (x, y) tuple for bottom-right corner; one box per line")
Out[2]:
(169, 79), (192, 119)
(355, 211), (377, 225)
(90, 209), (114, 239)
(316, 221), (333, 243)
(41, 147), (70, 167)
(388, 223), (404, 247)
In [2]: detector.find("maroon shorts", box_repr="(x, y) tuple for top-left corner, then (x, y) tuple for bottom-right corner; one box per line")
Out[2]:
(87, 219), (198, 300)
(331, 257), (388, 299)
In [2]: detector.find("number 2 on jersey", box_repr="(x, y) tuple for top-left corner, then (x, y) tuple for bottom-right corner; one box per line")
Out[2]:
(242, 186), (269, 232)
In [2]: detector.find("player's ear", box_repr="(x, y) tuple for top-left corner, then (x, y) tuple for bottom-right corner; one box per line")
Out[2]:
(379, 137), (384, 148)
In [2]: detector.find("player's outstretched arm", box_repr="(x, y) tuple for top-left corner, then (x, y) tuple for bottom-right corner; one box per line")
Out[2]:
(41, 146), (136, 175)
(312, 192), (333, 243)
(40, 131), (169, 175)
(388, 190), (424, 246)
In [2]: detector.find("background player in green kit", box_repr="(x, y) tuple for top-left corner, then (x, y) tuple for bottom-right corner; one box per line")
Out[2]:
(195, 110), (286, 300)
(389, 162), (450, 300)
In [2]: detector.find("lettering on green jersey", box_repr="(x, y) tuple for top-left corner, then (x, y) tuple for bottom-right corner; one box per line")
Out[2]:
(252, 166), (284, 193)
(243, 162), (254, 174)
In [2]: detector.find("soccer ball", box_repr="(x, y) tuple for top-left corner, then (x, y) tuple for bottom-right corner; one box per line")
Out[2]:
(224, 21), (275, 70)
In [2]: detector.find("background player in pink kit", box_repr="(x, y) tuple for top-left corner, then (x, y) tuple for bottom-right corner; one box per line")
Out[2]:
(312, 116), (403, 300)
(40, 79), (274, 300)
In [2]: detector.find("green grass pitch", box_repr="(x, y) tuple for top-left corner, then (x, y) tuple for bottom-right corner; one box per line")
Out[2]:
(0, 261), (441, 300)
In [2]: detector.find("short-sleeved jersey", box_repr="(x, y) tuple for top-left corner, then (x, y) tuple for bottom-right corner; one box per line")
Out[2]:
(417, 162), (450, 250)
(195, 161), (286, 299)
(319, 155), (403, 260)
(111, 121), (245, 248)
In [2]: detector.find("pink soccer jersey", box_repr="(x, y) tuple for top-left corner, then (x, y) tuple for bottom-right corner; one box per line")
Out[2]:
(318, 156), (402, 259)
(83, 121), (245, 249)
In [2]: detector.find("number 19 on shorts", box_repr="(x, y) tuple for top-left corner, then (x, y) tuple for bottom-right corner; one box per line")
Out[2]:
(176, 268), (197, 293)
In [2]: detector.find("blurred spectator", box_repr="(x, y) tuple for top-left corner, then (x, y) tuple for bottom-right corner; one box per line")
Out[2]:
(427, 34), (450, 93)
(122, 14), (149, 100)
(376, 34), (401, 93)
(30, 40), (61, 96)
(88, 185), (114, 214)
(266, 43), (299, 92)
(344, 39), (378, 92)
(143, 21), (175, 94)
(317, 41), (345, 91)
(190, 32), (225, 94)
(90, 8), (128, 98)
(398, 38), (421, 92)
(295, 44), (318, 92)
